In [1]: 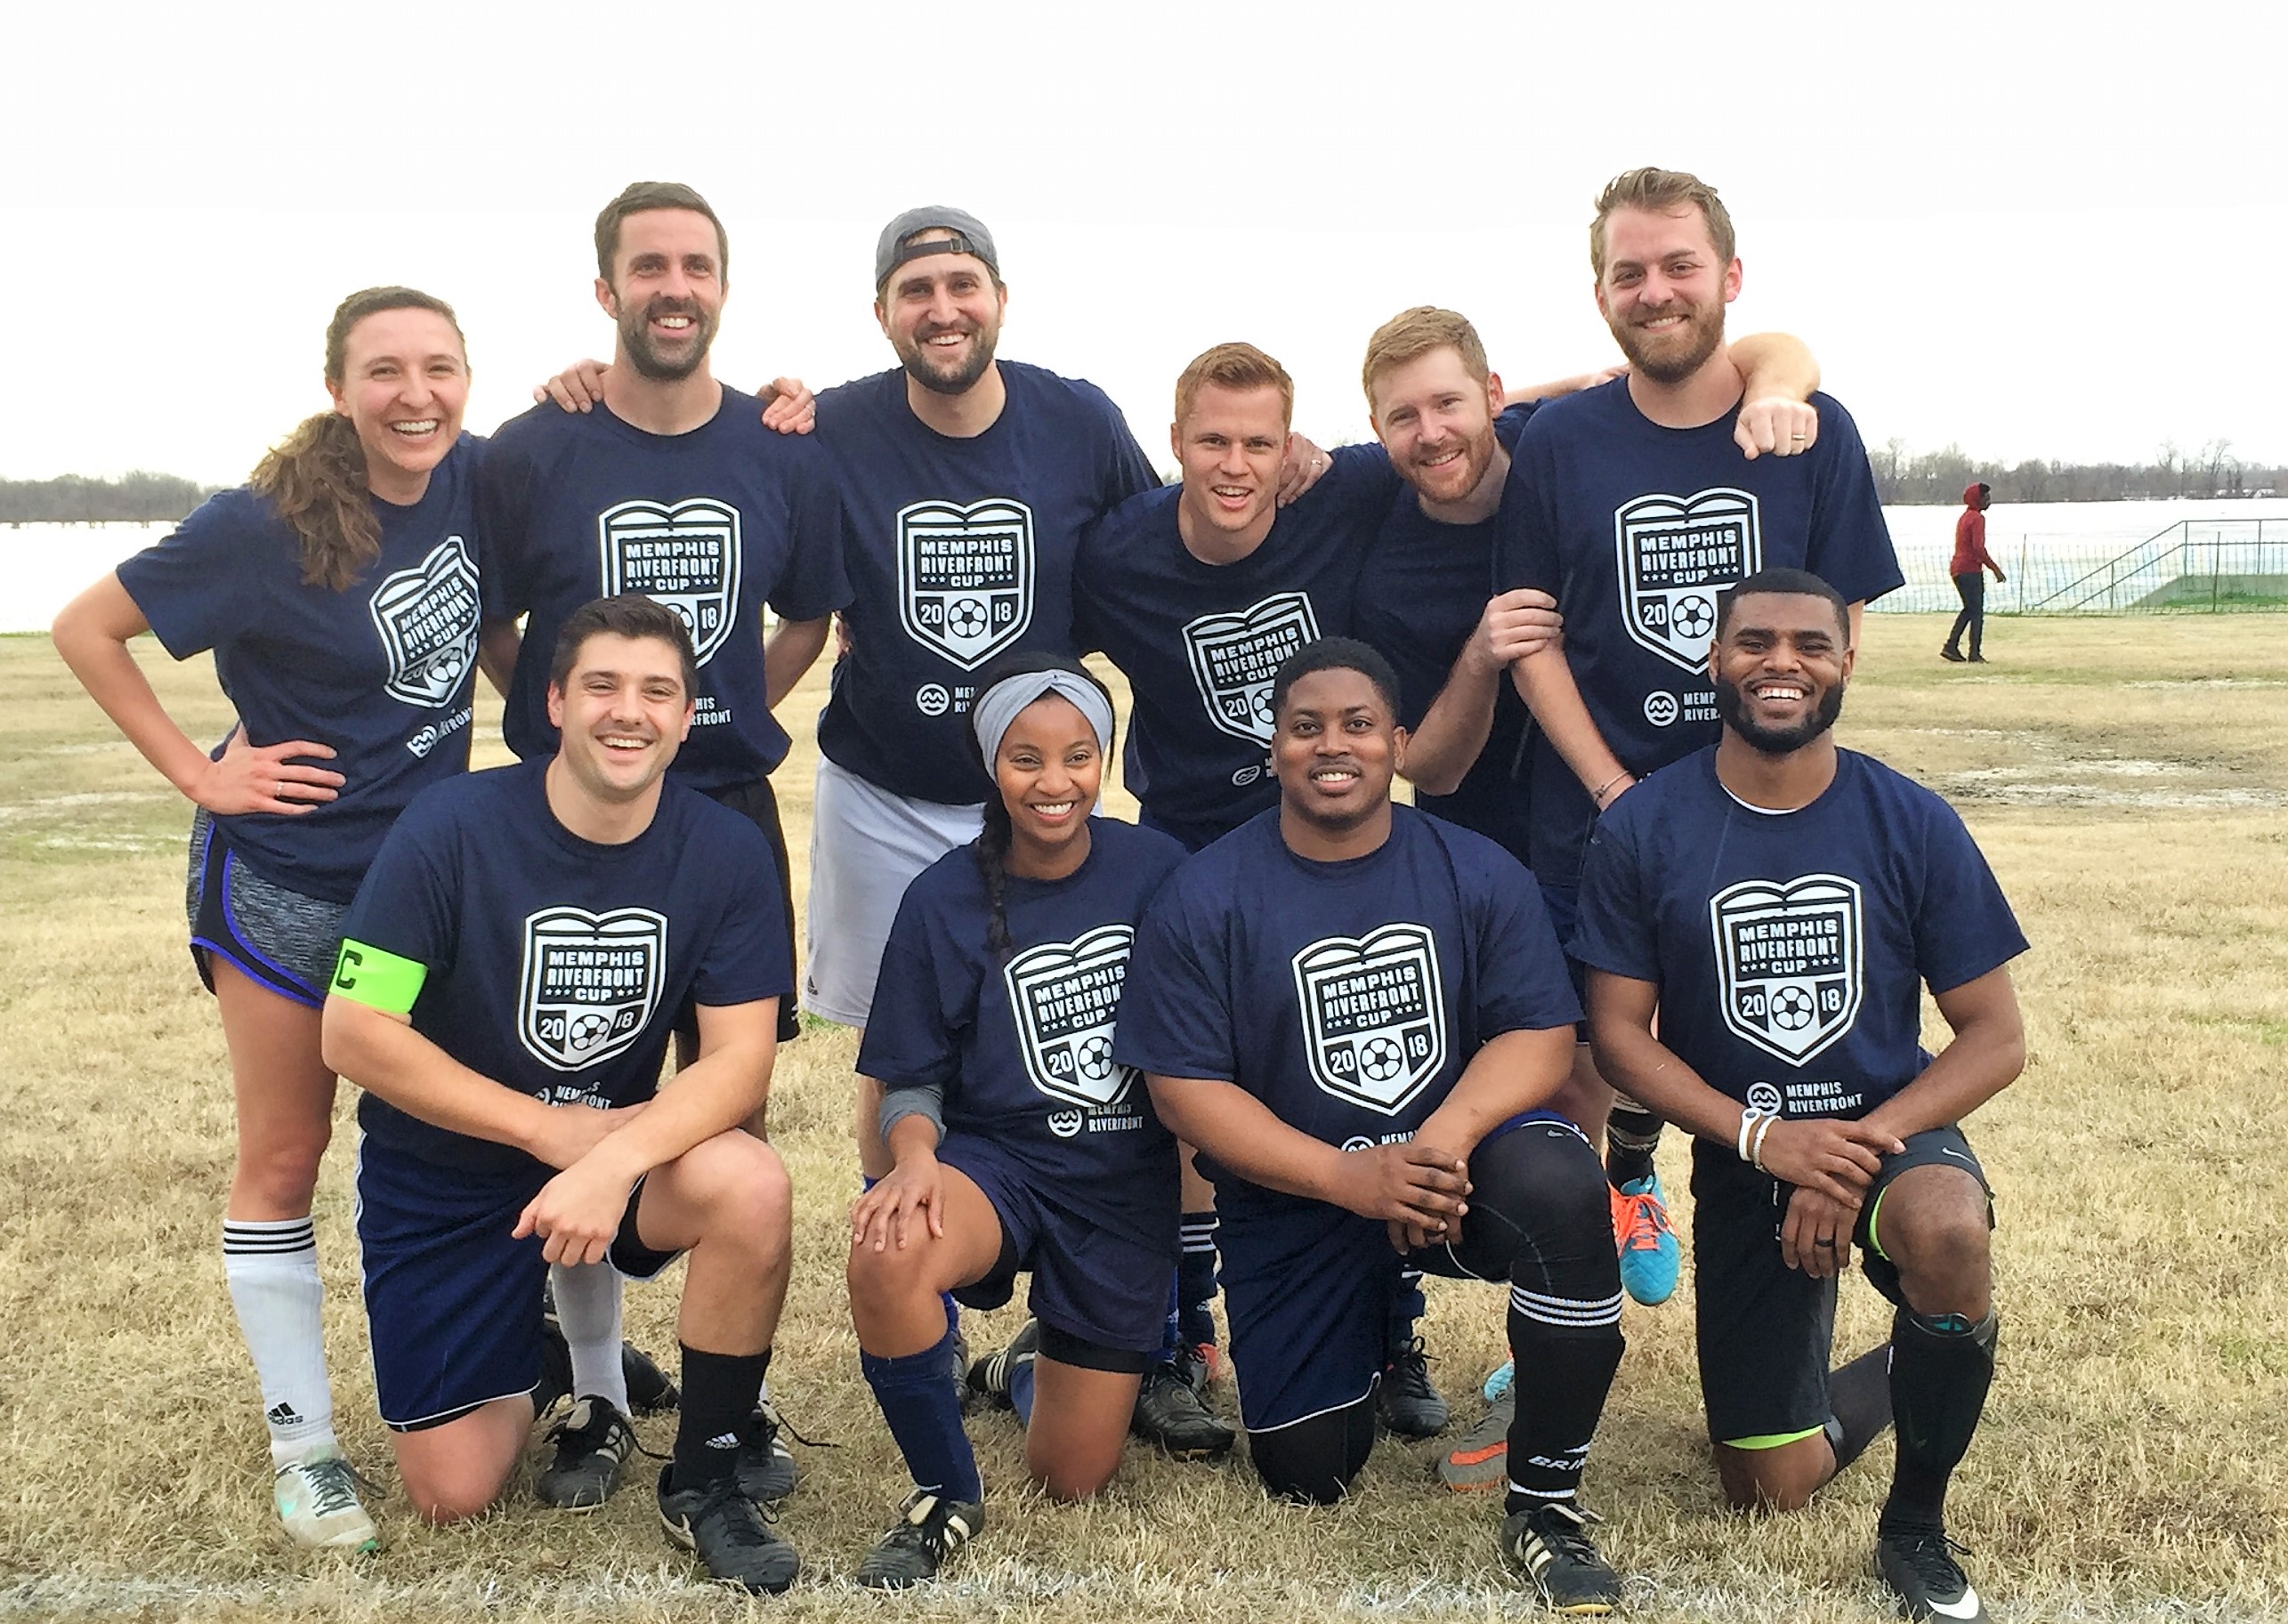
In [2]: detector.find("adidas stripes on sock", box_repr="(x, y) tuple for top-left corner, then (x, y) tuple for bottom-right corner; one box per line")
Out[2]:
(549, 1260), (631, 1414)
(222, 1216), (336, 1466)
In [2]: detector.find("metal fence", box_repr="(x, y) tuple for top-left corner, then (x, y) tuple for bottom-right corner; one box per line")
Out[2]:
(1873, 518), (2288, 615)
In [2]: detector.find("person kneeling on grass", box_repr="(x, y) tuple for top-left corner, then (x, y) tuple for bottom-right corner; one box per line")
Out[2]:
(320, 595), (804, 1594)
(1113, 638), (1629, 1615)
(845, 653), (1209, 1588)
(1573, 568), (2026, 1624)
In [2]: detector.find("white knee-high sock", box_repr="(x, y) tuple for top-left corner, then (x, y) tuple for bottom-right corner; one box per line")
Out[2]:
(222, 1216), (336, 1466)
(549, 1260), (629, 1414)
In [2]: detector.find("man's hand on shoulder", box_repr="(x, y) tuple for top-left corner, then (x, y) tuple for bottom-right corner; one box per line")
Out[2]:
(1735, 396), (1820, 460)
(537, 360), (610, 413)
(1277, 433), (1332, 506)
(758, 377), (816, 435)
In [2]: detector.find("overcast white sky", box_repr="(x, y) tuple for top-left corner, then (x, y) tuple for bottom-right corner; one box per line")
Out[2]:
(5, 1), (2282, 484)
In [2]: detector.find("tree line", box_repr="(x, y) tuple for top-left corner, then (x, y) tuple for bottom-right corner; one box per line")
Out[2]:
(1873, 439), (2282, 505)
(7, 444), (2284, 522)
(0, 472), (222, 524)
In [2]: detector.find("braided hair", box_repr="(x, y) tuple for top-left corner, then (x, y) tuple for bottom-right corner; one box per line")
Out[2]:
(967, 650), (1116, 958)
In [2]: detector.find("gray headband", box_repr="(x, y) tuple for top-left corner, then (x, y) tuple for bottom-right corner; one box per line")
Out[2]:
(971, 670), (1115, 773)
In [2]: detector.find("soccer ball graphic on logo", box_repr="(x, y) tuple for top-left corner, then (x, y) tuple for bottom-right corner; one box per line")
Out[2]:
(947, 597), (990, 639)
(1359, 1034), (1408, 1084)
(566, 1011), (615, 1051)
(1075, 1033), (1115, 1081)
(1671, 594), (1716, 642)
(1770, 986), (1815, 1030)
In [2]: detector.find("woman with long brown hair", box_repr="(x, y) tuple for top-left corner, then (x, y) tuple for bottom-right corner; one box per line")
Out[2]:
(52, 287), (481, 1552)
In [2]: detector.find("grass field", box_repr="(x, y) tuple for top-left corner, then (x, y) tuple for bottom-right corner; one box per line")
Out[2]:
(3, 614), (2284, 1621)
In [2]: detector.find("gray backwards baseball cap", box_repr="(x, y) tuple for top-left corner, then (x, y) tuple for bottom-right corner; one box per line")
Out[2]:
(874, 206), (999, 289)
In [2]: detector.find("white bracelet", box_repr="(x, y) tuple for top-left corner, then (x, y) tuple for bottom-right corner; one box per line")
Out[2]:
(1736, 1106), (1777, 1164)
(1748, 1114), (1777, 1173)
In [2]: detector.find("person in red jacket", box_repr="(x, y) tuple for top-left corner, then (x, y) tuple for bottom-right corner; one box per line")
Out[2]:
(1943, 483), (2005, 663)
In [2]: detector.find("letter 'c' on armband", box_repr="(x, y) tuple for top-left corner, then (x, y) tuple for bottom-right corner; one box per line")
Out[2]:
(329, 938), (429, 1014)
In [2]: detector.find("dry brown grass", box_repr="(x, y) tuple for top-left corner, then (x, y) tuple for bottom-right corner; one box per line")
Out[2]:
(2, 614), (2284, 1620)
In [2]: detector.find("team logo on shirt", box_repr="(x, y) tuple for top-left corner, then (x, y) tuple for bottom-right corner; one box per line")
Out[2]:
(1183, 592), (1321, 744)
(516, 906), (669, 1072)
(598, 497), (742, 666)
(1003, 925), (1138, 1110)
(1292, 923), (1447, 1116)
(897, 497), (1034, 670)
(1613, 487), (1761, 673)
(1711, 875), (1864, 1065)
(368, 536), (480, 707)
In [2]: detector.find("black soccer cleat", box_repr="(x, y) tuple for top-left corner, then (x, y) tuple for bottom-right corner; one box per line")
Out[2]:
(1376, 1336), (1451, 1439)
(1878, 1530), (1989, 1622)
(657, 1465), (801, 1594)
(854, 1489), (985, 1589)
(623, 1339), (680, 1414)
(536, 1397), (635, 1510)
(733, 1401), (798, 1504)
(965, 1318), (1040, 1411)
(1129, 1361), (1235, 1459)
(1501, 1499), (1622, 1614)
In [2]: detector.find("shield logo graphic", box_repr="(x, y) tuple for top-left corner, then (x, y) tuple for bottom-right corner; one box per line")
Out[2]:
(597, 497), (742, 666)
(1003, 925), (1136, 1110)
(517, 906), (668, 1073)
(368, 536), (480, 707)
(1291, 922), (1448, 1116)
(1613, 487), (1761, 673)
(1182, 592), (1322, 744)
(1711, 875), (1864, 1065)
(896, 497), (1035, 670)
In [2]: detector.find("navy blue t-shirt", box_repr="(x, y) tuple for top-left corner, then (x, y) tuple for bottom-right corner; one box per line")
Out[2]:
(480, 389), (852, 792)
(858, 818), (1188, 1243)
(812, 363), (1159, 806)
(117, 437), (484, 903)
(1497, 380), (1904, 882)
(1114, 806), (1581, 1226)
(1572, 748), (2026, 1119)
(339, 759), (789, 1176)
(1354, 405), (1536, 861)
(1073, 444), (1400, 844)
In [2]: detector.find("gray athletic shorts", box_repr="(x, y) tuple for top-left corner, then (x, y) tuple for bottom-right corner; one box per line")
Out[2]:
(801, 756), (981, 1027)
(185, 808), (347, 1008)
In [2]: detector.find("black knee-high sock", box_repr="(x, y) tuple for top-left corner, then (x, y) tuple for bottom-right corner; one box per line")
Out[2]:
(673, 1345), (771, 1492)
(1880, 1308), (1997, 1536)
(1605, 1097), (1662, 1189)
(1502, 1289), (1625, 1515)
(1824, 1343), (1895, 1475)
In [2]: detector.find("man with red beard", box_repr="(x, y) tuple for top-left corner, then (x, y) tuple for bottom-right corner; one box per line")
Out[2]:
(1490, 174), (1902, 1361)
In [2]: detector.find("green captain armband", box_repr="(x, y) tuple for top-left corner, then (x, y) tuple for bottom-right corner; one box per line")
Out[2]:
(330, 939), (428, 1014)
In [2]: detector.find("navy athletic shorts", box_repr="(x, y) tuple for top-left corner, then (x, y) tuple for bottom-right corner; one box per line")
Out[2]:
(1220, 1111), (1585, 1436)
(356, 1136), (679, 1431)
(1692, 1125), (1995, 1445)
(939, 1133), (1172, 1360)
(185, 809), (344, 1008)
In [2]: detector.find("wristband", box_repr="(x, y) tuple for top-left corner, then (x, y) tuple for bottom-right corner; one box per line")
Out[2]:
(1748, 1113), (1777, 1173)
(1735, 1105), (1778, 1164)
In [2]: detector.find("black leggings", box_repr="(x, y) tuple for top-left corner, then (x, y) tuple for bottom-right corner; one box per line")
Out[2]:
(1249, 1117), (1623, 1505)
